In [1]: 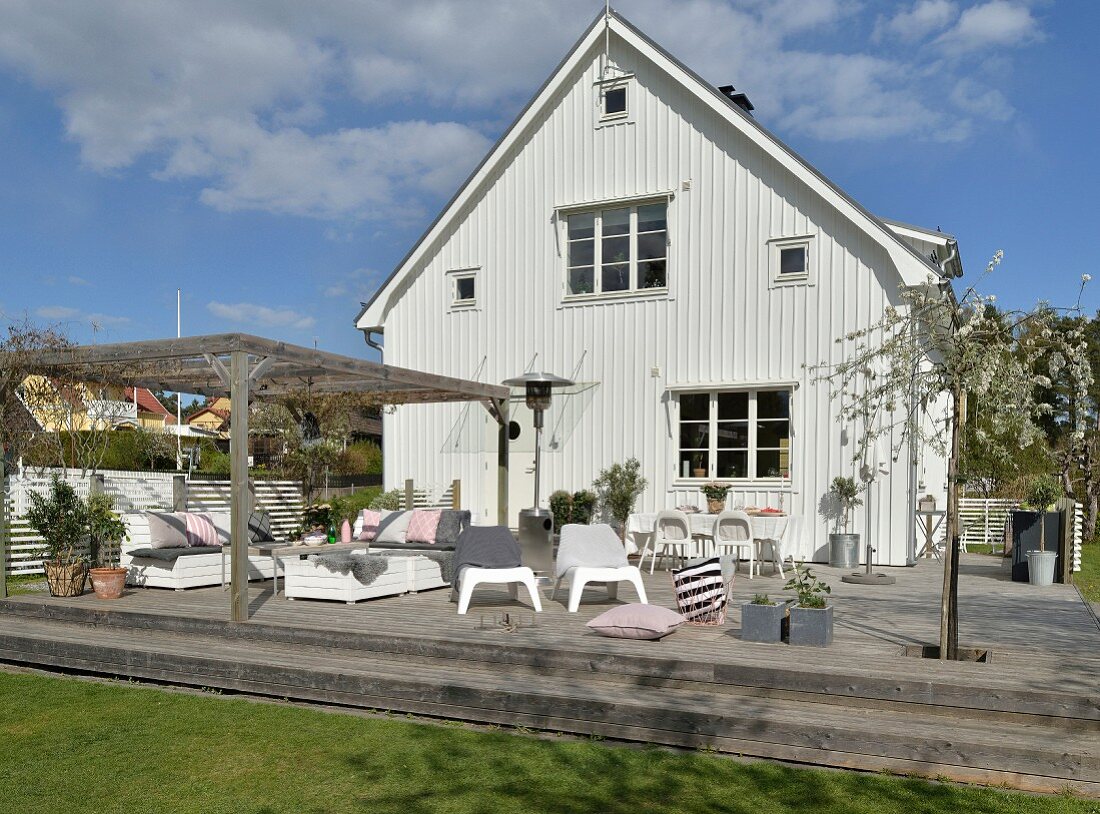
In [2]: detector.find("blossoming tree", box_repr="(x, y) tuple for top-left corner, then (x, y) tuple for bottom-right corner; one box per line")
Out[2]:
(811, 255), (1092, 659)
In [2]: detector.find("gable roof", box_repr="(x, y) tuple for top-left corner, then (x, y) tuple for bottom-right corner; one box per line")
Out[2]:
(355, 10), (943, 330)
(124, 386), (171, 418)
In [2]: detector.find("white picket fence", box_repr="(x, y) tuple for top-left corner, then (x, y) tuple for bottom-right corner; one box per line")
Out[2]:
(3, 467), (303, 576)
(958, 496), (1083, 572)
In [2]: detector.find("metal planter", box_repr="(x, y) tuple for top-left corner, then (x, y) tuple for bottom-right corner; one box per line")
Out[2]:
(740, 600), (790, 643)
(789, 604), (834, 647)
(828, 534), (860, 568)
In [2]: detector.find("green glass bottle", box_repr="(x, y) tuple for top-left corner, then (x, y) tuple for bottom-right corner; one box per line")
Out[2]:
(327, 523), (336, 544)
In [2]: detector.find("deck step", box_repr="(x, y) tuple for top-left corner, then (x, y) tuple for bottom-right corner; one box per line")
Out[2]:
(2, 598), (1096, 725)
(0, 613), (1097, 796)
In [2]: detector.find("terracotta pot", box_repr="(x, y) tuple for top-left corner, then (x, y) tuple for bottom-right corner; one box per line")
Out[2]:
(692, 468), (706, 478)
(706, 498), (727, 514)
(43, 562), (88, 597)
(89, 567), (128, 599)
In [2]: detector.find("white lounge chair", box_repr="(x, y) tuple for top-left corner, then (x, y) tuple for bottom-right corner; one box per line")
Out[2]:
(637, 510), (691, 574)
(451, 526), (542, 615)
(552, 524), (647, 612)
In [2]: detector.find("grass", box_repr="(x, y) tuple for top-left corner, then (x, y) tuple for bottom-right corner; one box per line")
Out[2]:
(3, 573), (48, 596)
(0, 671), (1096, 814)
(1074, 542), (1100, 605)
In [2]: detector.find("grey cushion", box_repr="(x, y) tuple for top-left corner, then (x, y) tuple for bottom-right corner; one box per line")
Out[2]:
(126, 546), (217, 562)
(146, 512), (188, 549)
(586, 604), (684, 640)
(248, 511), (275, 543)
(206, 511), (232, 545)
(435, 510), (471, 545)
(375, 511), (412, 544)
(453, 526), (521, 579)
(556, 524), (628, 577)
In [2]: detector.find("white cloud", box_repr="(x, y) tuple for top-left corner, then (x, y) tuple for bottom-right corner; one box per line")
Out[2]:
(66, 275), (91, 286)
(0, 0), (1049, 213)
(207, 301), (315, 330)
(34, 305), (129, 326)
(873, 1), (958, 43)
(935, 1), (1043, 53)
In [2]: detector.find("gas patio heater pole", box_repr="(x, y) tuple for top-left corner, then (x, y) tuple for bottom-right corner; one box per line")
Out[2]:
(502, 372), (574, 577)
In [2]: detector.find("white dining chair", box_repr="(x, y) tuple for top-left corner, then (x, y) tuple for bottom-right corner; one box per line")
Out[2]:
(756, 516), (796, 578)
(711, 510), (754, 580)
(638, 510), (691, 574)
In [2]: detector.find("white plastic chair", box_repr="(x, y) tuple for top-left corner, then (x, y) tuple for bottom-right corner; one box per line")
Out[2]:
(455, 567), (543, 615)
(638, 510), (691, 574)
(756, 516), (798, 578)
(711, 511), (754, 580)
(552, 524), (647, 612)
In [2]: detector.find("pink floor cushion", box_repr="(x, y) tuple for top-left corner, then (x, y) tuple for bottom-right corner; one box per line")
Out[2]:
(586, 604), (685, 640)
(358, 509), (382, 541)
(406, 509), (443, 544)
(183, 512), (221, 547)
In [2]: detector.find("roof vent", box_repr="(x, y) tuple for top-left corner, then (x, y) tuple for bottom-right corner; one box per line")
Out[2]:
(718, 85), (754, 115)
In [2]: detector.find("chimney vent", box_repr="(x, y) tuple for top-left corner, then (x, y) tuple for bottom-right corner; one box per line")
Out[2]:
(718, 84), (754, 115)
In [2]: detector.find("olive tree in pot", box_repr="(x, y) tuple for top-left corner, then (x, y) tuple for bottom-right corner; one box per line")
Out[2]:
(86, 492), (129, 599)
(785, 561), (833, 646)
(827, 476), (863, 569)
(25, 475), (88, 597)
(592, 458), (648, 540)
(1024, 473), (1062, 588)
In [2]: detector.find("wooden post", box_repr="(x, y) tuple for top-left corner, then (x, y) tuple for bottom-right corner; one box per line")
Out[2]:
(172, 475), (187, 512)
(497, 400), (509, 527)
(229, 350), (250, 623)
(404, 478), (414, 510)
(451, 478), (461, 510)
(0, 457), (7, 600)
(941, 386), (963, 660)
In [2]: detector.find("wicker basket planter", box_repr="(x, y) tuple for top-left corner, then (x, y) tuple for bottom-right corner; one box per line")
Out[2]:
(89, 566), (128, 599)
(706, 498), (726, 514)
(43, 562), (88, 597)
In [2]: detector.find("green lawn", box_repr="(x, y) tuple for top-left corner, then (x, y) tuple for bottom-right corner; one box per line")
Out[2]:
(3, 573), (48, 596)
(1075, 543), (1100, 605)
(0, 671), (1094, 814)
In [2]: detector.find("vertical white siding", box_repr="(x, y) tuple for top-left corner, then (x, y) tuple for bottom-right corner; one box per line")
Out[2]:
(376, 34), (942, 565)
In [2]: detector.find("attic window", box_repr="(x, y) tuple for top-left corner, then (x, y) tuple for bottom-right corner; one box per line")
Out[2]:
(768, 235), (814, 288)
(604, 86), (627, 118)
(447, 268), (479, 310)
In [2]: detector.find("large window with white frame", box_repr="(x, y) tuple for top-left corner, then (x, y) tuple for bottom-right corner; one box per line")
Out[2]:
(677, 389), (791, 480)
(566, 202), (667, 296)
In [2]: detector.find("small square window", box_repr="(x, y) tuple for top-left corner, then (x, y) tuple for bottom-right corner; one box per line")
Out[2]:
(448, 269), (478, 309)
(780, 247), (806, 276)
(604, 86), (627, 117)
(456, 276), (475, 301)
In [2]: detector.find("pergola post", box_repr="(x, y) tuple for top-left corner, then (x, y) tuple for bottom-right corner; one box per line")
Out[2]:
(229, 350), (250, 623)
(0, 457), (7, 600)
(496, 399), (509, 526)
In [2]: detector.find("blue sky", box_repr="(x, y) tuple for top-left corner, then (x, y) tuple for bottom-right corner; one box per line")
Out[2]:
(0, 0), (1096, 366)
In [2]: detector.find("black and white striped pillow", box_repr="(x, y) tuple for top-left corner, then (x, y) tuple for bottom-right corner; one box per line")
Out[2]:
(671, 557), (728, 622)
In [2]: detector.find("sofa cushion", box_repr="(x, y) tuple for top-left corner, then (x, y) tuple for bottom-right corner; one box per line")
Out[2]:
(248, 511), (275, 543)
(435, 510), (471, 545)
(586, 604), (684, 641)
(406, 509), (442, 544)
(206, 511), (232, 545)
(146, 512), (188, 549)
(126, 546), (219, 562)
(375, 511), (412, 545)
(358, 509), (382, 542)
(183, 512), (221, 547)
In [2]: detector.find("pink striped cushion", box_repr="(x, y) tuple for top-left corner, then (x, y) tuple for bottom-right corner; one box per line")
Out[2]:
(358, 509), (382, 542)
(405, 509), (442, 544)
(183, 512), (221, 547)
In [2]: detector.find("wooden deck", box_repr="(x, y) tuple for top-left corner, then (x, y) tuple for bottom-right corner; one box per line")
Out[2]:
(2, 554), (1098, 795)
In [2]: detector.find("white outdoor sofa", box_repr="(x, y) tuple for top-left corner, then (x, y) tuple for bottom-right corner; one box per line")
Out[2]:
(121, 511), (276, 591)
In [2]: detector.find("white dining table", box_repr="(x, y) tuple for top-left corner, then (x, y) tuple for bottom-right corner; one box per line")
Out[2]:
(624, 512), (792, 562)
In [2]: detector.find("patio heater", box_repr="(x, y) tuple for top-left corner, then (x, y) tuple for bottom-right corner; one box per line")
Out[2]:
(502, 372), (574, 576)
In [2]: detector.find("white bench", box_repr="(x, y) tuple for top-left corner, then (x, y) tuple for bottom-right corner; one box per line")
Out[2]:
(282, 550), (448, 604)
(121, 512), (276, 591)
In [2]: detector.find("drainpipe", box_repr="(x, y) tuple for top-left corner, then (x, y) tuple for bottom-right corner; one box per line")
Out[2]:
(937, 239), (959, 280)
(362, 328), (383, 360)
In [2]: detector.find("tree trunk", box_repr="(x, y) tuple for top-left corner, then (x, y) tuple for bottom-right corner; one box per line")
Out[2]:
(940, 386), (963, 660)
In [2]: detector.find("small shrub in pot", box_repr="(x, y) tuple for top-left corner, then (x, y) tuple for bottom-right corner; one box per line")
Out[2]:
(785, 562), (833, 647)
(25, 475), (88, 597)
(740, 593), (790, 643)
(86, 492), (129, 599)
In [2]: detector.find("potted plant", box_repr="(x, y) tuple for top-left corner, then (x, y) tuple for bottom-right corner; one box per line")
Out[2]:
(785, 561), (833, 646)
(25, 475), (88, 597)
(1024, 473), (1062, 587)
(592, 458), (648, 539)
(827, 476), (863, 569)
(740, 593), (790, 644)
(691, 454), (706, 479)
(86, 492), (129, 599)
(701, 482), (731, 514)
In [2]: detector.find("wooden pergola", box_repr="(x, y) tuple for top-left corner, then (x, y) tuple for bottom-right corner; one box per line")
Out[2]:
(0, 333), (511, 620)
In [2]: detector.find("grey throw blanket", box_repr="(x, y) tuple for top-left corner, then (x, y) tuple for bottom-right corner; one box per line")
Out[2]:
(126, 547), (220, 562)
(309, 552), (389, 585)
(453, 526), (521, 580)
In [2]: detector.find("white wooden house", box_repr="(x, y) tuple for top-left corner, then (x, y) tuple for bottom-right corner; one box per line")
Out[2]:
(355, 11), (957, 566)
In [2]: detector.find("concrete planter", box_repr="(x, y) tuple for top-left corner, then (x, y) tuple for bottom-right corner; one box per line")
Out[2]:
(828, 534), (860, 569)
(740, 600), (790, 643)
(789, 604), (833, 647)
